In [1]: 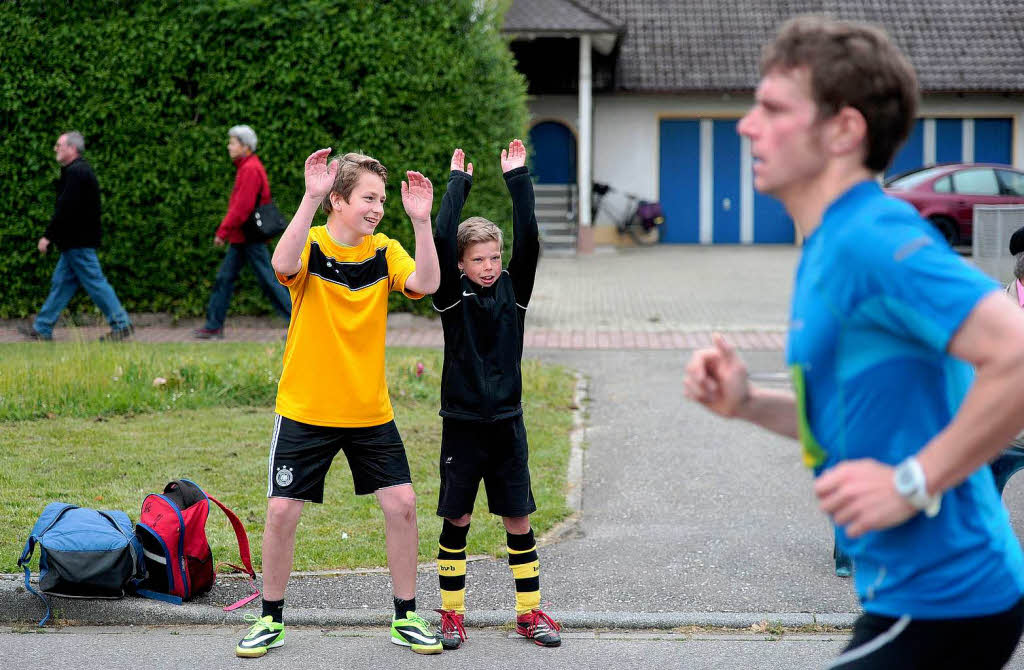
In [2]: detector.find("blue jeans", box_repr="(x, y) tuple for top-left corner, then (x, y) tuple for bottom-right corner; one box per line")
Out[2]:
(204, 242), (291, 331)
(34, 247), (131, 337)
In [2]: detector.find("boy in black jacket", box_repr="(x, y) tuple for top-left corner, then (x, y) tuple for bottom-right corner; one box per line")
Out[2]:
(430, 140), (560, 649)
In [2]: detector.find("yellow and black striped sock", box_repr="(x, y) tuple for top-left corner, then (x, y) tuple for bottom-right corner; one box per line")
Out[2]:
(438, 519), (469, 613)
(507, 529), (540, 614)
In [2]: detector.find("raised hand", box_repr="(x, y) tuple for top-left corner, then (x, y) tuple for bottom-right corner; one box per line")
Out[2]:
(500, 138), (526, 173)
(303, 148), (337, 200)
(450, 148), (474, 176)
(401, 171), (434, 224)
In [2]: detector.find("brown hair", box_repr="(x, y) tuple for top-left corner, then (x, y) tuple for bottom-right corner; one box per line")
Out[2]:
(761, 16), (919, 172)
(457, 217), (503, 259)
(320, 152), (388, 214)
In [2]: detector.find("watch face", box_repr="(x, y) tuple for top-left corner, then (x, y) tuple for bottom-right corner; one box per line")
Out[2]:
(895, 465), (915, 494)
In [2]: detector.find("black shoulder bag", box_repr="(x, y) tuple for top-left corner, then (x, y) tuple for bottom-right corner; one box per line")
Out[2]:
(242, 181), (288, 243)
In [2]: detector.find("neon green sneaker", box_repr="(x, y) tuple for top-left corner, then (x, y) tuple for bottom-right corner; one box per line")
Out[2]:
(390, 611), (443, 654)
(235, 613), (285, 658)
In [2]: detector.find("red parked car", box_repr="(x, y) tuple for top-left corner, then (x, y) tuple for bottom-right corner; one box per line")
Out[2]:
(883, 163), (1024, 245)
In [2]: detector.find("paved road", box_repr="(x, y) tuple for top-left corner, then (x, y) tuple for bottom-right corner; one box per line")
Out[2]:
(6, 625), (1024, 670)
(0, 625), (851, 670)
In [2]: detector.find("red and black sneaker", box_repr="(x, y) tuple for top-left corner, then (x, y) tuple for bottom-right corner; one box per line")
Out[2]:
(515, 608), (561, 647)
(435, 609), (467, 650)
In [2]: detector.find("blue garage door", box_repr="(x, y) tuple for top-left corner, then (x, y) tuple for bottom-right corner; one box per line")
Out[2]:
(659, 118), (794, 244)
(887, 117), (1013, 177)
(658, 119), (700, 243)
(528, 121), (576, 184)
(887, 120), (925, 178)
(935, 119), (963, 163)
(975, 119), (1013, 164)
(713, 120), (741, 243)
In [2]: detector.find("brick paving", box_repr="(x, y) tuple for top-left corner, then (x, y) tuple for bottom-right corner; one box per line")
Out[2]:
(0, 246), (798, 350)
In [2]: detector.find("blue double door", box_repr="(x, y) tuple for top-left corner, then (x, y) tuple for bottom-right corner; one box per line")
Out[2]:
(659, 118), (790, 244)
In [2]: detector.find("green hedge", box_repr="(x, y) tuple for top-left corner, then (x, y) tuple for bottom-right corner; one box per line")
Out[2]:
(0, 0), (527, 318)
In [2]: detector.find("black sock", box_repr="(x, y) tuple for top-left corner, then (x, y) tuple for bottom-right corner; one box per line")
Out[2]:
(262, 598), (284, 623)
(394, 596), (417, 619)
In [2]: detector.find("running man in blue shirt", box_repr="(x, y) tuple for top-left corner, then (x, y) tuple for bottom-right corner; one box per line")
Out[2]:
(684, 16), (1024, 670)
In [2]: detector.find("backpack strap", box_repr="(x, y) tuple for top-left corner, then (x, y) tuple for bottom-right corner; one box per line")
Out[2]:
(134, 588), (183, 605)
(207, 495), (261, 611)
(18, 536), (50, 626)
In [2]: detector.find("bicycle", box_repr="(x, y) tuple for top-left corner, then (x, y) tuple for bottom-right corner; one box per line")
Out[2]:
(591, 182), (666, 246)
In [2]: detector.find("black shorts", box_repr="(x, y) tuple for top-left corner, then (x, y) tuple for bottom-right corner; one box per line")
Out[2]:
(829, 597), (1024, 669)
(267, 415), (412, 503)
(436, 415), (536, 519)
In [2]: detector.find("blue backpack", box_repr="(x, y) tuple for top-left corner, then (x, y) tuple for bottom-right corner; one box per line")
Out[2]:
(18, 503), (145, 626)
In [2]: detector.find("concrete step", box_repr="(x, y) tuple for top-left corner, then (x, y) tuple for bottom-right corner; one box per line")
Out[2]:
(536, 194), (574, 206)
(540, 233), (577, 246)
(541, 246), (577, 257)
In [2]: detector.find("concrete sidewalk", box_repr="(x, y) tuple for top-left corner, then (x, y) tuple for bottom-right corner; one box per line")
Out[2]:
(0, 246), (796, 349)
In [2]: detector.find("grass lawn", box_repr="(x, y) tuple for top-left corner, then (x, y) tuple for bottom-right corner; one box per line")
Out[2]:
(0, 342), (576, 573)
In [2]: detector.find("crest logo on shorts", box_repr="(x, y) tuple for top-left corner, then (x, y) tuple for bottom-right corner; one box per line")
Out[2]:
(275, 465), (294, 488)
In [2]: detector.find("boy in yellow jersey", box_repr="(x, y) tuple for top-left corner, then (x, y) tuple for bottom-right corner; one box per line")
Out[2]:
(431, 141), (560, 649)
(234, 149), (443, 657)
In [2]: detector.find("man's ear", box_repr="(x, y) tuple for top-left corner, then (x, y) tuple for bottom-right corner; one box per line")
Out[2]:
(828, 106), (868, 159)
(329, 191), (345, 212)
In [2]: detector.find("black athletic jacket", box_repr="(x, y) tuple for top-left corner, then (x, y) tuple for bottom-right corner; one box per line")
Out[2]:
(44, 158), (102, 249)
(432, 166), (540, 422)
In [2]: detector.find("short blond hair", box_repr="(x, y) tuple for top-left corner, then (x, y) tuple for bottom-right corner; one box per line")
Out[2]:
(321, 152), (388, 214)
(457, 217), (503, 258)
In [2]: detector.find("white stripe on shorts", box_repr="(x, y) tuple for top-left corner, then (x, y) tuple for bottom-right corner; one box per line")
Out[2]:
(267, 414), (283, 497)
(827, 615), (912, 668)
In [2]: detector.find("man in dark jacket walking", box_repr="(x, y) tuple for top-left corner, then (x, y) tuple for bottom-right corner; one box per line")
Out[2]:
(20, 131), (133, 341)
(193, 125), (290, 339)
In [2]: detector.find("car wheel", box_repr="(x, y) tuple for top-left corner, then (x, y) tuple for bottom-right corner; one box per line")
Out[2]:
(928, 216), (959, 246)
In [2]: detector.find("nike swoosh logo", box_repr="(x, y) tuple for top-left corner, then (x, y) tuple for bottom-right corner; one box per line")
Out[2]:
(240, 632), (279, 647)
(462, 291), (476, 297)
(396, 627), (437, 644)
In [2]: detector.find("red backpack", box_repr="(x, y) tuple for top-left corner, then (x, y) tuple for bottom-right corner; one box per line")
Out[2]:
(135, 479), (259, 610)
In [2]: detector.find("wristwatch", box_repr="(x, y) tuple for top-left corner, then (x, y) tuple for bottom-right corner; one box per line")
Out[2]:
(893, 457), (941, 518)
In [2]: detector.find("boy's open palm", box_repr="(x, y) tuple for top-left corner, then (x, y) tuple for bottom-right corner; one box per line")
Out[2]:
(500, 139), (527, 172)
(304, 149), (337, 199)
(450, 148), (474, 176)
(401, 171), (433, 223)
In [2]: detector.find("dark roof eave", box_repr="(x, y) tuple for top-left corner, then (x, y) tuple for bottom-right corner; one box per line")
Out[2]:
(504, 28), (624, 37)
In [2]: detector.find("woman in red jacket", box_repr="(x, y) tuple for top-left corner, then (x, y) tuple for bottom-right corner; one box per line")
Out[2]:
(194, 125), (291, 339)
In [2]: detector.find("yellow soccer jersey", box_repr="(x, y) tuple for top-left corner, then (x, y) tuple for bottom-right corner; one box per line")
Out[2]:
(274, 227), (422, 427)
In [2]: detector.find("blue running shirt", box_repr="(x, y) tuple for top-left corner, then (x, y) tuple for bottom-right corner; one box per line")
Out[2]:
(787, 180), (1024, 618)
